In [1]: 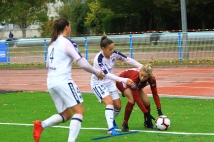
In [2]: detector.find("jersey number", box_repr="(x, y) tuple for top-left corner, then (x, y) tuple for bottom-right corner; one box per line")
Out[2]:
(50, 48), (54, 63)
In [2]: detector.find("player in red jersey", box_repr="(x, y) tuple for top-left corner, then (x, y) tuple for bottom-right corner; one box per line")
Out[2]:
(116, 64), (163, 132)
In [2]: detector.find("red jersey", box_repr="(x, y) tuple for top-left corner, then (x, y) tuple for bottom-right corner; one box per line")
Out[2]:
(116, 68), (161, 109)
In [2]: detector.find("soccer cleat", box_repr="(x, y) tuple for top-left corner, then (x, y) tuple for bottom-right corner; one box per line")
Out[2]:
(121, 124), (129, 132)
(33, 120), (43, 142)
(107, 128), (120, 136)
(113, 120), (118, 129)
(144, 122), (156, 129)
(144, 122), (148, 128)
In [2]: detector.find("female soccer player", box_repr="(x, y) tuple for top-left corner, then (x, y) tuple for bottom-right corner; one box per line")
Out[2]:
(116, 64), (163, 132)
(32, 17), (104, 142)
(90, 35), (143, 135)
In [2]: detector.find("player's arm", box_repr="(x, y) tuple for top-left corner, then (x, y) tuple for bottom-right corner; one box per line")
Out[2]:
(105, 71), (135, 86)
(132, 89), (149, 113)
(98, 59), (134, 85)
(149, 76), (163, 116)
(125, 57), (143, 68)
(46, 56), (49, 69)
(65, 42), (103, 78)
(114, 50), (142, 68)
(76, 58), (103, 78)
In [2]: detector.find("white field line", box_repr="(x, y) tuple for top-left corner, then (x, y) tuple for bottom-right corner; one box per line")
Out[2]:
(0, 122), (214, 136)
(82, 93), (214, 99)
(158, 86), (214, 89)
(147, 94), (214, 99)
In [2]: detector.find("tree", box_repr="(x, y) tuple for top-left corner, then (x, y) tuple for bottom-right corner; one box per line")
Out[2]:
(85, 0), (113, 34)
(38, 19), (53, 38)
(0, 0), (49, 38)
(58, 0), (90, 35)
(59, 0), (90, 34)
(98, 0), (161, 32)
(187, 0), (214, 28)
(153, 0), (181, 30)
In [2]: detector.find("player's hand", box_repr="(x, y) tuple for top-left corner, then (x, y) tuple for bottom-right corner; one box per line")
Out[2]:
(157, 108), (163, 116)
(97, 70), (104, 80)
(126, 78), (135, 86)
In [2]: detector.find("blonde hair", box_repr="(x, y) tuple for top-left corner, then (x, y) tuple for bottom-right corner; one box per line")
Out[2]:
(139, 64), (153, 77)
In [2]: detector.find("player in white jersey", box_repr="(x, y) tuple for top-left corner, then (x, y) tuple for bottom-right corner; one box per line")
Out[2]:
(33, 17), (104, 142)
(90, 36), (142, 135)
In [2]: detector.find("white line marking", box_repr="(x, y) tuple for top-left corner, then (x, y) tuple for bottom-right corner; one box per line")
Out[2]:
(82, 92), (214, 99)
(150, 94), (214, 99)
(1, 122), (214, 136)
(158, 86), (214, 89)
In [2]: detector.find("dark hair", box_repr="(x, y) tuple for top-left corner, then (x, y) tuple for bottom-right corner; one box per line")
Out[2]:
(50, 17), (70, 45)
(100, 36), (113, 48)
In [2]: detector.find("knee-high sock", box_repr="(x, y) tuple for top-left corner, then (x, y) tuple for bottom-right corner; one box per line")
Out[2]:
(113, 108), (120, 119)
(42, 114), (64, 128)
(105, 105), (114, 130)
(144, 104), (151, 122)
(68, 114), (83, 142)
(123, 102), (134, 125)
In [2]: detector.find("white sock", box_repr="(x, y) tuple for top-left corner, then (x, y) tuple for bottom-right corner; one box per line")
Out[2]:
(105, 105), (114, 130)
(113, 108), (120, 120)
(42, 114), (63, 128)
(68, 114), (83, 142)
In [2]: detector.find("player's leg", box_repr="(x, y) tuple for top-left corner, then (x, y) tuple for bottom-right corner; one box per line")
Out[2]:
(91, 84), (120, 135)
(139, 89), (150, 108)
(121, 88), (135, 132)
(68, 103), (84, 142)
(34, 81), (84, 142)
(116, 81), (135, 132)
(139, 88), (150, 113)
(133, 89), (149, 114)
(102, 95), (115, 132)
(64, 82), (84, 142)
(139, 89), (153, 128)
(112, 98), (120, 129)
(33, 85), (69, 142)
(109, 82), (121, 129)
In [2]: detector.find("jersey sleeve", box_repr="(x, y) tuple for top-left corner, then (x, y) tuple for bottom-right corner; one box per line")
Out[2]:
(148, 76), (161, 109)
(125, 57), (142, 68)
(96, 53), (109, 74)
(76, 58), (100, 76)
(64, 39), (82, 61)
(46, 54), (49, 69)
(114, 50), (142, 67)
(105, 73), (128, 83)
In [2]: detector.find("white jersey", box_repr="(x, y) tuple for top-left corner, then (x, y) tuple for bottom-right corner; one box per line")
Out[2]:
(46, 35), (82, 88)
(91, 50), (142, 85)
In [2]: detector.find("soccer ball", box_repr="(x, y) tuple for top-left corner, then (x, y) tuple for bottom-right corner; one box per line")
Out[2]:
(155, 115), (170, 131)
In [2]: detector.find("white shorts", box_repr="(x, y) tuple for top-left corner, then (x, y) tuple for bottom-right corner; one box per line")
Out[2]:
(48, 81), (83, 113)
(91, 81), (119, 103)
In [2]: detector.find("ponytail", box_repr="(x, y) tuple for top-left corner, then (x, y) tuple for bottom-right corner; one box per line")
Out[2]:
(100, 35), (113, 48)
(49, 18), (70, 45)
